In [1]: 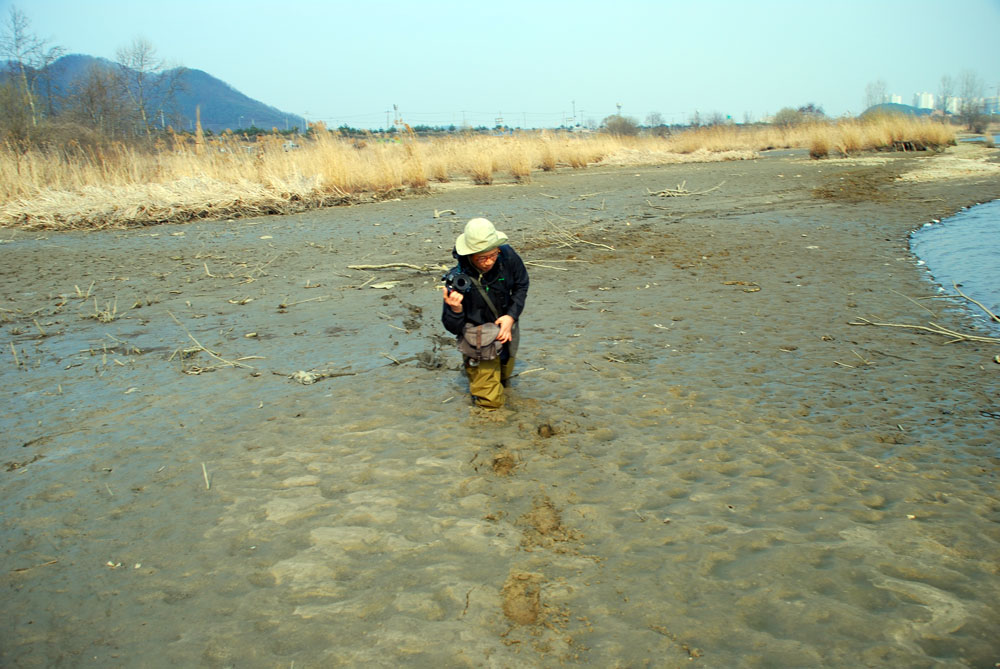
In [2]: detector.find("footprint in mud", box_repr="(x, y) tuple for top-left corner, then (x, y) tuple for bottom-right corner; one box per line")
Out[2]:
(517, 496), (582, 551)
(491, 450), (517, 476)
(401, 303), (423, 331)
(501, 571), (544, 625)
(471, 445), (519, 476)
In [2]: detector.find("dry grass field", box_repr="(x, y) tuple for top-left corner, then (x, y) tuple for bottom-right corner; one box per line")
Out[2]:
(0, 117), (956, 230)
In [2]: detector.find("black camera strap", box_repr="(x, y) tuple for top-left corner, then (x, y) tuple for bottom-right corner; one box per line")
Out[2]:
(468, 275), (500, 320)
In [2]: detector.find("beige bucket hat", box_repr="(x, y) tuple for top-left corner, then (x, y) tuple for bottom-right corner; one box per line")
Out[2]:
(455, 218), (508, 256)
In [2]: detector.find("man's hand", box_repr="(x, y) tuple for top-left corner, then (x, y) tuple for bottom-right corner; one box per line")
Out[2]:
(442, 286), (464, 313)
(495, 315), (515, 343)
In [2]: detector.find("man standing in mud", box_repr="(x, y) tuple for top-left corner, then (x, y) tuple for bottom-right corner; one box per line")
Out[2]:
(441, 218), (529, 409)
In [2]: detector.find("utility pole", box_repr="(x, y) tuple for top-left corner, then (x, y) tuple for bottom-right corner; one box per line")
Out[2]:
(616, 102), (622, 116)
(572, 100), (576, 125)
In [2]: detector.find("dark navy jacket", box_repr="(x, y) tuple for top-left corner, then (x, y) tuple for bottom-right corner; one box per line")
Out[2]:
(441, 244), (529, 337)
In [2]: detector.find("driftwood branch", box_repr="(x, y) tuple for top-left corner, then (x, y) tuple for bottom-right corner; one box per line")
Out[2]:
(953, 282), (999, 323)
(523, 259), (590, 271)
(347, 263), (448, 272)
(848, 317), (1000, 344)
(647, 180), (725, 197)
(282, 354), (424, 385)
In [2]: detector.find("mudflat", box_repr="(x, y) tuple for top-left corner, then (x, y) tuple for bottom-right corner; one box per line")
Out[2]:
(2, 145), (999, 667)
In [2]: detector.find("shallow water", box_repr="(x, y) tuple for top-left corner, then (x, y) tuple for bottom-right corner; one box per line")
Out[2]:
(910, 199), (1000, 330)
(3, 160), (999, 667)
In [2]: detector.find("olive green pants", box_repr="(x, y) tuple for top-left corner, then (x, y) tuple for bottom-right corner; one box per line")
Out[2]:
(465, 357), (516, 409)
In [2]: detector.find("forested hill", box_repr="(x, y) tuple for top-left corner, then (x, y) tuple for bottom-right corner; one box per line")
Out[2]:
(17, 53), (305, 134)
(174, 65), (305, 133)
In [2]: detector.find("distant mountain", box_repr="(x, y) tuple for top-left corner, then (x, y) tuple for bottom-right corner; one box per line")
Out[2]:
(173, 65), (306, 133)
(13, 53), (305, 134)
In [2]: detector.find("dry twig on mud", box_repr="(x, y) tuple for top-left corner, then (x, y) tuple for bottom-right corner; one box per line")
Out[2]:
(722, 280), (760, 293)
(347, 263), (448, 272)
(524, 262), (567, 271)
(890, 288), (937, 316)
(525, 259), (588, 271)
(849, 318), (1000, 344)
(647, 180), (725, 197)
(952, 282), (1000, 323)
(282, 353), (424, 385)
(10, 559), (59, 573)
(849, 284), (1000, 345)
(277, 294), (336, 309)
(167, 310), (261, 373)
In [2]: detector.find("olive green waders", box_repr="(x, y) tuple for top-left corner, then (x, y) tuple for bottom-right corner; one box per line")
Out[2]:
(464, 324), (518, 409)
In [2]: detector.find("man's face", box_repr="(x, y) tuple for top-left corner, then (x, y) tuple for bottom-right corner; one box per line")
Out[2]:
(470, 248), (499, 272)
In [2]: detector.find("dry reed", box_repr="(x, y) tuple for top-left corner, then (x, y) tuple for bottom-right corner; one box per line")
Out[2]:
(0, 117), (956, 230)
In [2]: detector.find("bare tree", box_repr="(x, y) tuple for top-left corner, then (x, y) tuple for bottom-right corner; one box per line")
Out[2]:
(707, 111), (726, 126)
(937, 74), (954, 115)
(864, 79), (888, 110)
(115, 37), (184, 139)
(0, 6), (63, 130)
(957, 69), (986, 131)
(646, 111), (669, 137)
(66, 62), (130, 137)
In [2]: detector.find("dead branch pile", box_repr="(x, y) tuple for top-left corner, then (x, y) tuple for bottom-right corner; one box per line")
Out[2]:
(523, 217), (614, 251)
(647, 180), (725, 197)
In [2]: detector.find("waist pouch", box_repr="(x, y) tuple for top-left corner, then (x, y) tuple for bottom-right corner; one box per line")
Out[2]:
(457, 322), (503, 361)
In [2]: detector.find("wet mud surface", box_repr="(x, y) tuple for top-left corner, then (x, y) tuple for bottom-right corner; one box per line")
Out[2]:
(2, 149), (1000, 667)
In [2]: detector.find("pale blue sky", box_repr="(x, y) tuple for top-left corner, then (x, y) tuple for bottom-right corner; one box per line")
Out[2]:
(6, 0), (1000, 128)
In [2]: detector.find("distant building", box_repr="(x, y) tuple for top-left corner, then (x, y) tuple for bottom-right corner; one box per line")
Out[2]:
(986, 96), (1000, 115)
(913, 92), (935, 110)
(942, 97), (960, 114)
(889, 94), (903, 105)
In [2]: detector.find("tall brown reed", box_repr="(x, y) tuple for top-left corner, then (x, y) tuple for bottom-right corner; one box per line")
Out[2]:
(0, 117), (958, 229)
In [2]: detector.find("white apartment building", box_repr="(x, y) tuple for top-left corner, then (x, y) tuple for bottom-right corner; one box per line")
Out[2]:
(913, 92), (935, 110)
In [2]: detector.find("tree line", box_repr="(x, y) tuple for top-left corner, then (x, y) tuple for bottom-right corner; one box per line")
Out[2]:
(864, 71), (992, 131)
(0, 7), (184, 149)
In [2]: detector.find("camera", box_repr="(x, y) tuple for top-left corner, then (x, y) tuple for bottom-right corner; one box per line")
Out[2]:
(442, 267), (473, 294)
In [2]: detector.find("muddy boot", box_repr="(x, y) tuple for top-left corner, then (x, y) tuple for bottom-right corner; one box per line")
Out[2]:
(465, 357), (504, 409)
